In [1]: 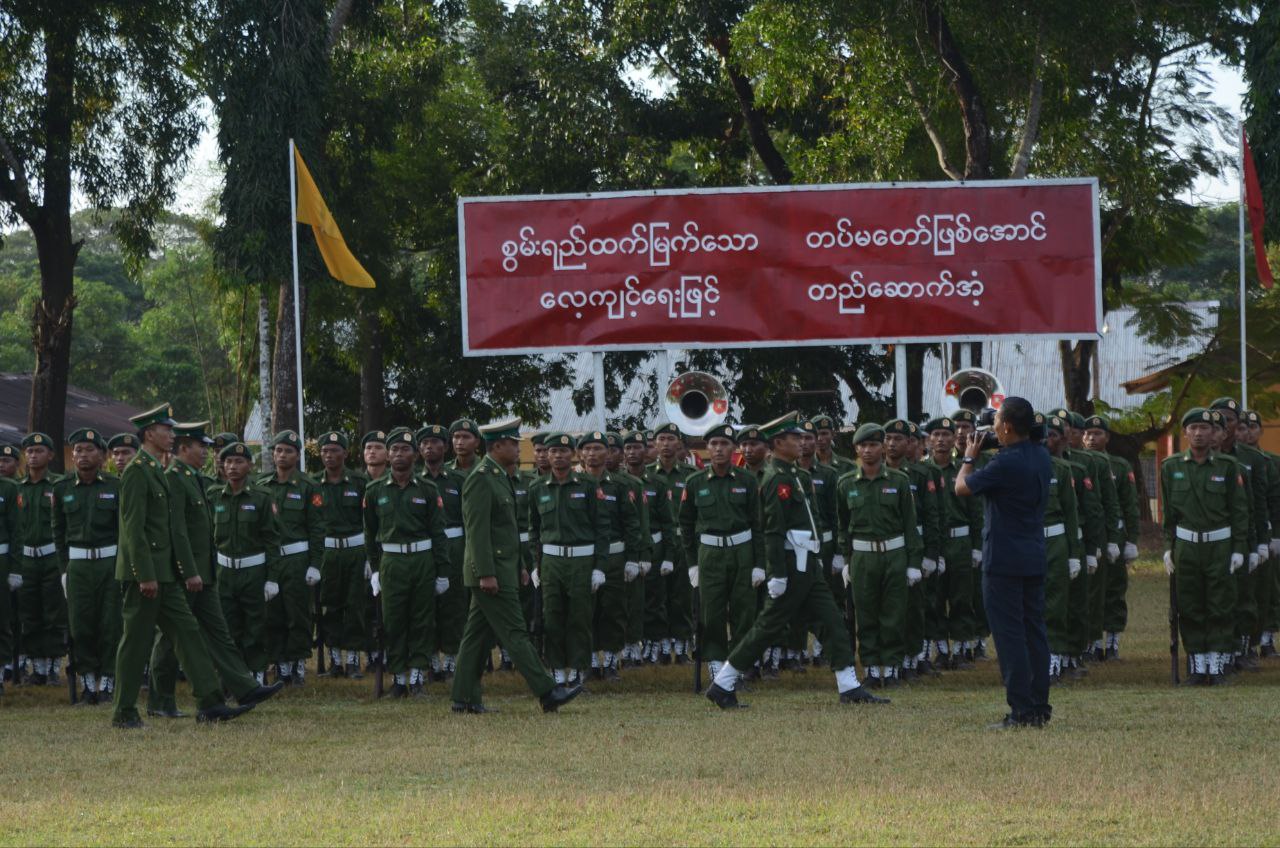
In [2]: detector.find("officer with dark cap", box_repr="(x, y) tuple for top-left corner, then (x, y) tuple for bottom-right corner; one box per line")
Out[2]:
(0, 445), (16, 690)
(923, 416), (981, 669)
(797, 419), (840, 668)
(623, 430), (673, 665)
(418, 422), (467, 680)
(1038, 414), (1084, 682)
(1081, 414), (1141, 659)
(736, 425), (769, 478)
(106, 433), (140, 474)
(649, 422), (693, 663)
(601, 430), (650, 674)
(1240, 409), (1280, 654)
(811, 414), (856, 478)
(361, 430), (389, 482)
(15, 431), (63, 684)
(0, 443), (19, 479)
(883, 419), (941, 679)
(210, 433), (239, 483)
(315, 430), (370, 677)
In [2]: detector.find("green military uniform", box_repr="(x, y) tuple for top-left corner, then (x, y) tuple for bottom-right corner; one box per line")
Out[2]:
(14, 432), (64, 678)
(949, 410), (989, 652)
(529, 433), (609, 680)
(1242, 410), (1280, 652)
(314, 431), (371, 675)
(420, 422), (469, 675)
(1061, 444), (1103, 667)
(648, 424), (693, 661)
(451, 420), (558, 711)
(798, 426), (841, 666)
(211, 443), (282, 675)
(679, 425), (764, 675)
(1162, 408), (1250, 682)
(923, 417), (981, 666)
(364, 428), (451, 691)
(514, 466), (539, 650)
(603, 431), (650, 674)
(884, 419), (942, 677)
(51, 428), (121, 698)
(0, 455), (16, 686)
(1038, 415), (1084, 678)
(1082, 414), (1142, 655)
(639, 458), (678, 661)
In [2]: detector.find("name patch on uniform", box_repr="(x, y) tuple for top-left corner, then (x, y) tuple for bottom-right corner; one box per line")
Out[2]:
(344, 490), (358, 497)
(539, 495), (552, 504)
(1172, 472), (1185, 480)
(570, 492), (587, 499)
(731, 487), (747, 494)
(813, 478), (825, 487)
(378, 496), (389, 506)
(287, 492), (302, 500)
(515, 488), (527, 496)
(698, 488), (711, 498)
(446, 488), (460, 496)
(604, 494), (617, 502)
(1210, 475), (1225, 483)
(412, 497), (427, 504)
(98, 492), (115, 499)
(62, 494), (74, 502)
(882, 487), (898, 494)
(909, 484), (917, 492)
(215, 504), (226, 513)
(241, 504), (256, 511)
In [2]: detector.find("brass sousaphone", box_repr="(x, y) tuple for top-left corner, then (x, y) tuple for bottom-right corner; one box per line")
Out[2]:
(663, 371), (729, 436)
(941, 368), (1006, 414)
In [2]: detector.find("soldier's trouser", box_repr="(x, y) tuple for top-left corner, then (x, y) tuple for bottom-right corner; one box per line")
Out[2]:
(542, 553), (592, 670)
(66, 556), (121, 677)
(435, 536), (467, 655)
(923, 570), (944, 644)
(1269, 556), (1280, 632)
(149, 583), (258, 713)
(592, 552), (627, 654)
(1087, 551), (1110, 642)
(0, 581), (13, 664)
(665, 563), (692, 641)
(113, 581), (223, 724)
(1235, 562), (1258, 645)
(265, 552), (311, 664)
(642, 562), (667, 641)
(938, 537), (975, 643)
(519, 549), (538, 636)
(218, 562), (267, 672)
(451, 587), (555, 706)
(320, 545), (369, 652)
(380, 551), (436, 675)
(1043, 535), (1072, 655)
(1174, 538), (1236, 654)
(726, 559), (855, 672)
(1067, 552), (1090, 654)
(19, 553), (65, 658)
(1256, 559), (1276, 639)
(850, 548), (907, 669)
(1103, 550), (1129, 633)
(904, 574), (925, 662)
(698, 541), (757, 663)
(624, 565), (645, 644)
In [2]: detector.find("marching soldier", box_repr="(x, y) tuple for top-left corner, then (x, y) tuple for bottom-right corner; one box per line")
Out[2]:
(706, 413), (884, 708)
(649, 423), (693, 664)
(1081, 414), (1142, 658)
(106, 433), (139, 474)
(51, 428), (120, 703)
(883, 419), (941, 679)
(678, 423), (763, 682)
(212, 442), (281, 681)
(528, 432), (609, 685)
(259, 431), (326, 685)
(449, 418), (582, 714)
(0, 447), (15, 691)
(1037, 415), (1084, 681)
(1241, 410), (1280, 655)
(797, 420), (839, 667)
(315, 431), (370, 677)
(923, 417), (981, 669)
(364, 427), (451, 697)
(623, 431), (670, 666)
(15, 432), (63, 684)
(1162, 408), (1249, 685)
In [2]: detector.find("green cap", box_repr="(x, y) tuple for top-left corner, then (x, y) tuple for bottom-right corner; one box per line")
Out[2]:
(129, 402), (177, 430)
(386, 427), (416, 446)
(219, 442), (254, 462)
(883, 419), (911, 436)
(416, 424), (448, 444)
(173, 421), (214, 445)
(950, 410), (977, 424)
(1067, 412), (1086, 430)
(361, 430), (388, 448)
(271, 430), (302, 452)
(1209, 397), (1239, 414)
(922, 417), (955, 434)
(1181, 407), (1211, 428)
(1208, 410), (1225, 428)
(528, 432), (549, 447)
(21, 432), (53, 450)
(1047, 407), (1071, 423)
(211, 433), (238, 450)
(0, 444), (18, 459)
(67, 427), (107, 450)
(1082, 414), (1109, 432)
(449, 418), (482, 440)
(653, 422), (683, 439)
(622, 431), (647, 445)
(317, 431), (349, 450)
(577, 430), (607, 449)
(809, 414), (838, 431)
(852, 423), (885, 445)
(604, 432), (622, 448)
(800, 420), (817, 435)
(704, 424), (736, 442)
(760, 412), (805, 440)
(1243, 410), (1262, 426)
(906, 421), (922, 439)
(1044, 414), (1066, 435)
(480, 417), (522, 443)
(544, 432), (575, 449)
(735, 424), (764, 445)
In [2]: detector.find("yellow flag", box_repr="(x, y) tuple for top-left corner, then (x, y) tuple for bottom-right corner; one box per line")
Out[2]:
(293, 147), (375, 288)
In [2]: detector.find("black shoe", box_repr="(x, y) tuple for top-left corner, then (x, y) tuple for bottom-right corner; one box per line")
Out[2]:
(881, 675), (902, 689)
(659, 652), (672, 666)
(29, 672), (46, 686)
(744, 665), (762, 681)
(98, 689), (113, 703)
(451, 701), (497, 714)
(409, 682), (426, 697)
(1092, 647), (1106, 663)
(1180, 672), (1207, 686)
(320, 663), (344, 679)
(591, 667), (605, 680)
(389, 683), (408, 699)
(112, 716), (144, 729)
(238, 680), (286, 707)
(541, 683), (583, 713)
(900, 667), (917, 682)
(196, 702), (256, 723)
(1240, 654), (1262, 672)
(987, 713), (1042, 730)
(430, 669), (447, 683)
(704, 682), (746, 709)
(974, 641), (988, 660)
(48, 669), (61, 686)
(1260, 644), (1277, 658)
(604, 666), (621, 682)
(953, 656), (975, 671)
(1207, 673), (1233, 687)
(347, 662), (364, 679)
(1105, 647), (1119, 661)
(0, 680), (5, 697)
(761, 664), (780, 681)
(839, 685), (889, 705)
(80, 688), (99, 705)
(146, 706), (188, 719)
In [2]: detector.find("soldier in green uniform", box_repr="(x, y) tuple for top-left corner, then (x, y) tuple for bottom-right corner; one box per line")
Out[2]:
(737, 425), (769, 478)
(650, 423), (693, 664)
(112, 404), (254, 727)
(315, 431), (370, 677)
(1081, 415), (1142, 658)
(906, 420), (944, 673)
(706, 413), (885, 708)
(106, 433), (139, 475)
(1241, 410), (1280, 655)
(365, 428), (451, 696)
(797, 419), (840, 667)
(149, 424), (283, 715)
(531, 432), (551, 477)
(0, 446), (16, 691)
(258, 430), (325, 685)
(602, 431), (650, 674)
(497, 431), (540, 670)
(623, 431), (669, 666)
(211, 433), (238, 483)
(433, 420), (478, 679)
(362, 430), (389, 481)
(1037, 415), (1084, 681)
(15, 432), (64, 684)
(528, 432), (609, 685)
(679, 423), (763, 682)
(923, 417), (981, 669)
(52, 428), (120, 703)
(883, 419), (941, 679)
(450, 418), (583, 713)
(1162, 408), (1249, 684)
(812, 414), (856, 478)
(949, 410), (989, 658)
(212, 442), (281, 680)
(0, 443), (18, 478)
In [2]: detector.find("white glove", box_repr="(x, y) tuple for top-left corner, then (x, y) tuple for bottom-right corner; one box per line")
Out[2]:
(831, 554), (846, 575)
(1230, 553), (1245, 574)
(906, 567), (922, 586)
(1248, 553), (1260, 574)
(530, 568), (540, 589)
(1068, 558), (1081, 580)
(1107, 543), (1121, 561)
(640, 560), (652, 575)
(61, 572), (68, 597)
(305, 566), (321, 586)
(1086, 555), (1098, 574)
(264, 580), (280, 602)
(1257, 544), (1269, 562)
(1124, 542), (1139, 562)
(921, 557), (937, 577)
(841, 564), (850, 587)
(750, 567), (766, 588)
(591, 569), (606, 592)
(660, 560), (674, 576)
(688, 565), (699, 588)
(766, 577), (787, 599)
(370, 572), (382, 596)
(624, 561), (640, 582)
(7, 573), (20, 591)
(364, 560), (372, 580)
(971, 549), (981, 566)
(1163, 550), (1174, 576)
(435, 576), (449, 595)
(937, 557), (946, 575)
(1271, 539), (1280, 558)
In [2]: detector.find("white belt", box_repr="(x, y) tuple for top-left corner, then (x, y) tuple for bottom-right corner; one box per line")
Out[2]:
(608, 541), (626, 555)
(948, 526), (970, 538)
(218, 552), (266, 569)
(382, 539), (433, 554)
(23, 543), (56, 558)
(1116, 520), (1124, 530)
(699, 529), (753, 548)
(68, 545), (118, 560)
(519, 532), (530, 543)
(1077, 529), (1084, 540)
(916, 525), (923, 537)
(1175, 526), (1231, 544)
(280, 541), (309, 557)
(444, 526), (464, 539)
(651, 531), (663, 544)
(850, 536), (906, 553)
(820, 530), (834, 544)
(783, 530), (818, 572)
(324, 533), (365, 549)
(1044, 523), (1066, 539)
(542, 544), (594, 558)
(0, 543), (9, 556)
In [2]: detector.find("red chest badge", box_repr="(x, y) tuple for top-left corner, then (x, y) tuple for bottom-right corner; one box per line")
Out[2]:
(926, 480), (936, 493)
(311, 494), (323, 507)
(777, 484), (792, 500)
(1083, 477), (1093, 491)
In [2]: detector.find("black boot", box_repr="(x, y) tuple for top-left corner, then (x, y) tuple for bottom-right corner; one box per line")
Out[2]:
(839, 686), (889, 705)
(705, 682), (746, 709)
(540, 683), (583, 713)
(238, 680), (286, 707)
(196, 702), (256, 723)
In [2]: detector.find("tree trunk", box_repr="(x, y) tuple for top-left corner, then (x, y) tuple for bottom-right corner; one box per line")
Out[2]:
(271, 278), (304, 435)
(917, 0), (991, 179)
(1057, 339), (1096, 412)
(257, 289), (273, 470)
(907, 344), (927, 422)
(708, 35), (793, 185)
(358, 296), (385, 434)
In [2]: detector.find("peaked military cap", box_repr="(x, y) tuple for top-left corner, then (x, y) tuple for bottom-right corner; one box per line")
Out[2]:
(950, 410), (977, 424)
(67, 428), (107, 450)
(21, 432), (52, 449)
(129, 402), (177, 429)
(449, 418), (482, 439)
(809, 414), (838, 431)
(211, 433), (239, 450)
(219, 442), (253, 462)
(480, 417), (522, 443)
(1209, 397), (1239, 413)
(577, 430), (607, 449)
(704, 423), (736, 442)
(760, 412), (805, 439)
(360, 430), (388, 448)
(544, 432), (575, 449)
(416, 424), (448, 444)
(653, 422), (683, 438)
(386, 426), (416, 445)
(1083, 414), (1110, 432)
(173, 421), (214, 445)
(922, 416), (955, 433)
(735, 424), (765, 445)
(318, 430), (349, 450)
(852, 423), (885, 445)
(883, 419), (911, 436)
(1181, 407), (1211, 428)
(271, 430), (302, 451)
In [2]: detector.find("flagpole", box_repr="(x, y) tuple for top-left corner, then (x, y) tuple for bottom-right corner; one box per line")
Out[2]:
(1239, 121), (1248, 409)
(289, 138), (306, 471)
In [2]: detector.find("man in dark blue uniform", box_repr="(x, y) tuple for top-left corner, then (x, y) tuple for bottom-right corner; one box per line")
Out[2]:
(955, 398), (1052, 729)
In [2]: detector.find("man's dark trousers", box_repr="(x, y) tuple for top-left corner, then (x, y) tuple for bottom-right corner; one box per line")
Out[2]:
(983, 571), (1050, 723)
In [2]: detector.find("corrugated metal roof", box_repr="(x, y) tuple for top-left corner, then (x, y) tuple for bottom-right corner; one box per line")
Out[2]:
(0, 373), (144, 445)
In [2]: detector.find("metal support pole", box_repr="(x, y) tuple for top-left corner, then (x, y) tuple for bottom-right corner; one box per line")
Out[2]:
(1239, 121), (1249, 408)
(593, 351), (607, 430)
(894, 344), (908, 420)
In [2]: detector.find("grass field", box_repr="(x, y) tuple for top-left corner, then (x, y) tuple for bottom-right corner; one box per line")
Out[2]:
(2, 558), (1278, 846)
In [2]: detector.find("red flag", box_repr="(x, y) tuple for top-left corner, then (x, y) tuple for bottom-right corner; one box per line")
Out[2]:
(1243, 128), (1274, 289)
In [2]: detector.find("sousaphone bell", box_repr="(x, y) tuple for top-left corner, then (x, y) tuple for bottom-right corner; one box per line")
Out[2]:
(664, 371), (729, 436)
(941, 368), (1005, 414)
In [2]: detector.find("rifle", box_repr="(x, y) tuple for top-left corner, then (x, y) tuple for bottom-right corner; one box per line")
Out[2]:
(1169, 573), (1180, 685)
(371, 586), (384, 698)
(313, 584), (326, 676)
(691, 584), (702, 694)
